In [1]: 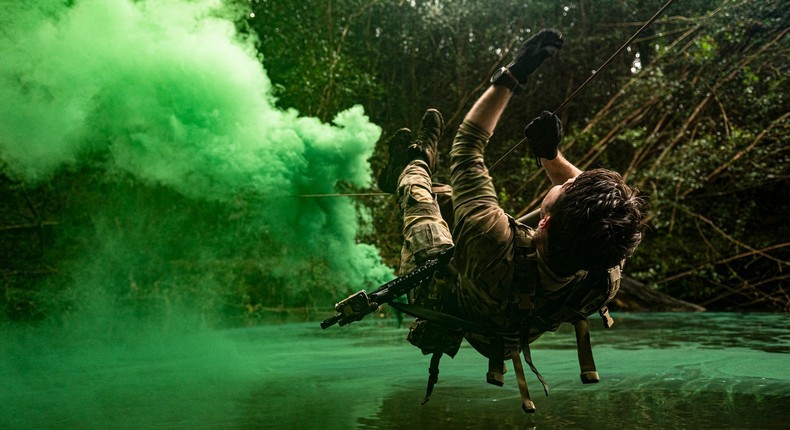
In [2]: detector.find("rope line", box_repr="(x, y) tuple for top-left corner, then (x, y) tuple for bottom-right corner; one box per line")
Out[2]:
(296, 192), (388, 198)
(300, 0), (674, 198)
(553, 0), (675, 115)
(488, 0), (675, 171)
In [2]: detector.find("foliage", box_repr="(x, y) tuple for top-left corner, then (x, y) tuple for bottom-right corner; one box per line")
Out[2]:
(590, 0), (790, 310)
(2, 0), (788, 322)
(249, 0), (789, 311)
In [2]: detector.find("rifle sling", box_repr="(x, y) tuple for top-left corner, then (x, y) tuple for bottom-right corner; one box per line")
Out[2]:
(389, 302), (494, 335)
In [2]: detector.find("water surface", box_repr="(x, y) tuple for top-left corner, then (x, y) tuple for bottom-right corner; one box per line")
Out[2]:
(2, 312), (788, 429)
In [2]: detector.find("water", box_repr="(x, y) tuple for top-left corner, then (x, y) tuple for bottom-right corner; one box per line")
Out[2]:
(1, 312), (788, 429)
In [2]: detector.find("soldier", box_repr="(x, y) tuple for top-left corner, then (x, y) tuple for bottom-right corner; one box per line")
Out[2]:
(377, 28), (645, 412)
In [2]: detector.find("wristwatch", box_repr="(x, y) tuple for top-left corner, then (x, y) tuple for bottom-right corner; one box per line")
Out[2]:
(490, 67), (523, 93)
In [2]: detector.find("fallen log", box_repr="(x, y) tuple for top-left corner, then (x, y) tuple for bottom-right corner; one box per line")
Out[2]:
(610, 276), (705, 312)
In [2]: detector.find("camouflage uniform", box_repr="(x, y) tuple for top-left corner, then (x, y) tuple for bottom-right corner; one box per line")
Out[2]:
(398, 120), (578, 329)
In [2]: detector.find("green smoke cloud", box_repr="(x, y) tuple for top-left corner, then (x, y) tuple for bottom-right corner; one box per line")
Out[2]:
(0, 0), (392, 320)
(0, 1), (396, 425)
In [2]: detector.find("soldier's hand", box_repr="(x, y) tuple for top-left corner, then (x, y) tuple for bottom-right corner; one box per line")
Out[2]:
(507, 29), (564, 83)
(524, 111), (563, 161)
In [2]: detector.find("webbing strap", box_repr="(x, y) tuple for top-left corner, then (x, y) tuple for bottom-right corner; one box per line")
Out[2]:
(510, 346), (535, 413)
(421, 352), (443, 405)
(573, 319), (600, 384)
(486, 337), (506, 386)
(521, 343), (549, 396)
(600, 307), (614, 328)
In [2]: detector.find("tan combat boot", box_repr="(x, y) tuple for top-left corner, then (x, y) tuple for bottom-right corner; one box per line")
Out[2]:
(408, 108), (444, 174)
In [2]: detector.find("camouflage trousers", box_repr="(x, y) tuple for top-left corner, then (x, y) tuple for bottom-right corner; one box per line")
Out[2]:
(397, 121), (526, 326)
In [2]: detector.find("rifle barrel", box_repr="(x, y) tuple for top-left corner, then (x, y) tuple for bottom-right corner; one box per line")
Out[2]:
(320, 314), (343, 329)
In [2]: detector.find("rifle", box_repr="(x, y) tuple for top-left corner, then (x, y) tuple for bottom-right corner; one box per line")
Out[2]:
(320, 246), (455, 329)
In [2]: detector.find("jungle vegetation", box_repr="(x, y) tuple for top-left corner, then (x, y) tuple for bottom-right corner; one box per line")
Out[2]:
(249, 0), (789, 312)
(1, 0), (787, 324)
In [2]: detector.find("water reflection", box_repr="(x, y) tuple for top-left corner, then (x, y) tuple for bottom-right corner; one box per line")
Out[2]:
(603, 312), (790, 353)
(1, 312), (787, 429)
(358, 388), (790, 430)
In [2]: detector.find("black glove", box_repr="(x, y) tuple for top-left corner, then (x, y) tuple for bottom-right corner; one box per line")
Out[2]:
(524, 111), (563, 164)
(507, 29), (564, 83)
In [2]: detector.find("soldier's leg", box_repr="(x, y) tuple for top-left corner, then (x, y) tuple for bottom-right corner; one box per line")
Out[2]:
(397, 160), (453, 275)
(380, 110), (463, 356)
(390, 109), (453, 275)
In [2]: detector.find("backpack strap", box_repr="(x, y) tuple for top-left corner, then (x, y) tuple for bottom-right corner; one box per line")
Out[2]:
(600, 306), (614, 328)
(510, 345), (535, 413)
(573, 319), (600, 384)
(509, 341), (549, 414)
(486, 336), (506, 386)
(421, 352), (443, 405)
(573, 306), (617, 384)
(571, 265), (621, 383)
(509, 221), (538, 323)
(521, 341), (549, 396)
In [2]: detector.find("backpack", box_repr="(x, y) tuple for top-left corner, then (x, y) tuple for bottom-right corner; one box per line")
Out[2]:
(394, 248), (623, 414)
(320, 244), (623, 414)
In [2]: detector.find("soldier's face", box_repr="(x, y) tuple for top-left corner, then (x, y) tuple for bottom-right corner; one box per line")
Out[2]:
(540, 176), (576, 218)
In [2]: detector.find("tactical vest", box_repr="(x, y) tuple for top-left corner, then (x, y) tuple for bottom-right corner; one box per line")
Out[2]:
(397, 223), (623, 413)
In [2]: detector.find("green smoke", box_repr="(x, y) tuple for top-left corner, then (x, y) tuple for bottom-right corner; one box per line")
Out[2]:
(1, 1), (394, 423)
(0, 0), (392, 322)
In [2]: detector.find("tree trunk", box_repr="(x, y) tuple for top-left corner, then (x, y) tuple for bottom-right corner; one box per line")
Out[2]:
(611, 276), (706, 312)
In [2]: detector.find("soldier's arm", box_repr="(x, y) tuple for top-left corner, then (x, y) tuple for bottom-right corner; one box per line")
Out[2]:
(463, 86), (512, 135)
(541, 152), (582, 186)
(465, 29), (564, 135)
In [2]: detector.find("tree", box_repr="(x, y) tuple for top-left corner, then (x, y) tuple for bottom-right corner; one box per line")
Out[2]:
(251, 0), (789, 311)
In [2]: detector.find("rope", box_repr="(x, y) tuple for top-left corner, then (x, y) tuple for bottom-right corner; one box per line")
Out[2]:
(488, 0), (675, 171)
(296, 192), (387, 198)
(300, 0), (674, 197)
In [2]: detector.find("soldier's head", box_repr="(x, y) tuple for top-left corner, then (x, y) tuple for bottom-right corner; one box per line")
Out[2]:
(538, 168), (645, 276)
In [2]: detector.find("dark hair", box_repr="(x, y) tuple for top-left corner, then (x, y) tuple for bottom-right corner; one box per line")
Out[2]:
(544, 168), (645, 276)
